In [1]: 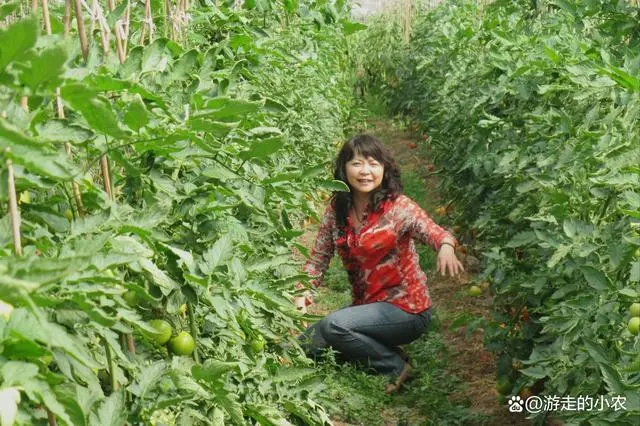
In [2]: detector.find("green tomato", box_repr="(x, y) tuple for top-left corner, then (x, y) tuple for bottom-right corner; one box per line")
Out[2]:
(496, 377), (512, 395)
(467, 285), (482, 297)
(19, 191), (31, 204)
(123, 290), (139, 308)
(629, 317), (640, 336)
(148, 319), (173, 345)
(64, 209), (73, 221)
(170, 331), (195, 356)
(630, 303), (640, 318)
(41, 354), (53, 366)
(635, 248), (640, 258)
(249, 335), (265, 353)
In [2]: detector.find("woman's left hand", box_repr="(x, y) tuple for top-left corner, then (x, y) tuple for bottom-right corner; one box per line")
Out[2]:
(436, 245), (465, 277)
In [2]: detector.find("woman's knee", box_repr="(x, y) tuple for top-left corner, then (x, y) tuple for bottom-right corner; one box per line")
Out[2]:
(321, 311), (353, 344)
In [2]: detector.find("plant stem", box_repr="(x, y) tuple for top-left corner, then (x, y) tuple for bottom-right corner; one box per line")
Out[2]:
(102, 336), (119, 391)
(186, 301), (200, 364)
(47, 409), (57, 426)
(126, 334), (136, 355)
(595, 191), (615, 226)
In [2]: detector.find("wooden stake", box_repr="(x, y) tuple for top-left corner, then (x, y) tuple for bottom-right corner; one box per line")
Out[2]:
(63, 0), (71, 36)
(95, 0), (110, 57)
(123, 2), (131, 52)
(6, 150), (22, 257)
(106, 0), (126, 64)
(41, 0), (51, 34)
(100, 155), (113, 199)
(72, 0), (89, 60)
(94, 0), (135, 357)
(139, 0), (153, 45)
(42, 0), (85, 216)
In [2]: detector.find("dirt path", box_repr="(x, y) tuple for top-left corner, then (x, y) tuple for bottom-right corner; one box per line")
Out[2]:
(297, 118), (532, 425)
(376, 119), (531, 425)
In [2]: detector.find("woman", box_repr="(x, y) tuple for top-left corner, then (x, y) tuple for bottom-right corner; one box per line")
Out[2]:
(295, 134), (464, 393)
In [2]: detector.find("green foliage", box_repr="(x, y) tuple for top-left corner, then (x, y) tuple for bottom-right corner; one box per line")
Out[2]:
(0, 1), (365, 424)
(358, 0), (640, 424)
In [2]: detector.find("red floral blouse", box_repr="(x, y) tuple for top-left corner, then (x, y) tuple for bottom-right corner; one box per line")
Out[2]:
(302, 194), (456, 314)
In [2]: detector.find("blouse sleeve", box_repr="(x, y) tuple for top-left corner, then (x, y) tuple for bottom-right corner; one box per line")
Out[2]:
(394, 195), (457, 251)
(301, 203), (336, 288)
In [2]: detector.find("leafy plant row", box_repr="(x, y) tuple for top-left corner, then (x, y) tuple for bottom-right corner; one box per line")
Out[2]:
(356, 0), (640, 424)
(0, 0), (363, 424)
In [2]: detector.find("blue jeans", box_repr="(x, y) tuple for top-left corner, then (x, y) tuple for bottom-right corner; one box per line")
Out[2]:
(299, 302), (432, 376)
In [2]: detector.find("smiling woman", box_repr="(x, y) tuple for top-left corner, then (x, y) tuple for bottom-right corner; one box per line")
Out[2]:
(295, 134), (464, 394)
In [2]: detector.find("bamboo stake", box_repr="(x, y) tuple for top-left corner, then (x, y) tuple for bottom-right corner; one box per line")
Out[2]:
(139, 0), (153, 45)
(106, 0), (126, 64)
(100, 155), (113, 199)
(95, 0), (110, 57)
(6, 150), (22, 256)
(123, 1), (130, 52)
(63, 0), (71, 36)
(41, 0), (51, 34)
(72, 0), (89, 60)
(96, 0), (135, 356)
(139, 0), (147, 44)
(176, 0), (184, 42)
(58, 92), (85, 215)
(42, 0), (85, 216)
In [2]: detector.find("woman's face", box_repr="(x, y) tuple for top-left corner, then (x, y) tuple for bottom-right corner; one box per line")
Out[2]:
(345, 153), (384, 197)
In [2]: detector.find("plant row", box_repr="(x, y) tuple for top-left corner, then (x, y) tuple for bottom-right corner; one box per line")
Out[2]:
(0, 0), (362, 424)
(356, 0), (640, 424)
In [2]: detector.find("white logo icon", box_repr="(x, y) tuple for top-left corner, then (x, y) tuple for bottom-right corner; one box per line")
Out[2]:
(508, 395), (524, 413)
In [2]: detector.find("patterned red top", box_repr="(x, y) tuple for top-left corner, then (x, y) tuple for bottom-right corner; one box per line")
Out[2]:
(302, 194), (456, 314)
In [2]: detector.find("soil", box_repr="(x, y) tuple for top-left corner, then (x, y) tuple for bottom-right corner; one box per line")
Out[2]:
(296, 119), (538, 425)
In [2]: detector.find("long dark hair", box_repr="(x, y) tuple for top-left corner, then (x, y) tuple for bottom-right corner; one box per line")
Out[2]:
(332, 134), (403, 228)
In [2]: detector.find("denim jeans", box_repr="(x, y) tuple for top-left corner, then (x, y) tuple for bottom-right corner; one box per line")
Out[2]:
(299, 302), (432, 376)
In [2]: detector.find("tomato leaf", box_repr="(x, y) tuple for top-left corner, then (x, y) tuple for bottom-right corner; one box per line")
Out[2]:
(88, 391), (126, 426)
(0, 17), (38, 71)
(240, 136), (284, 160)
